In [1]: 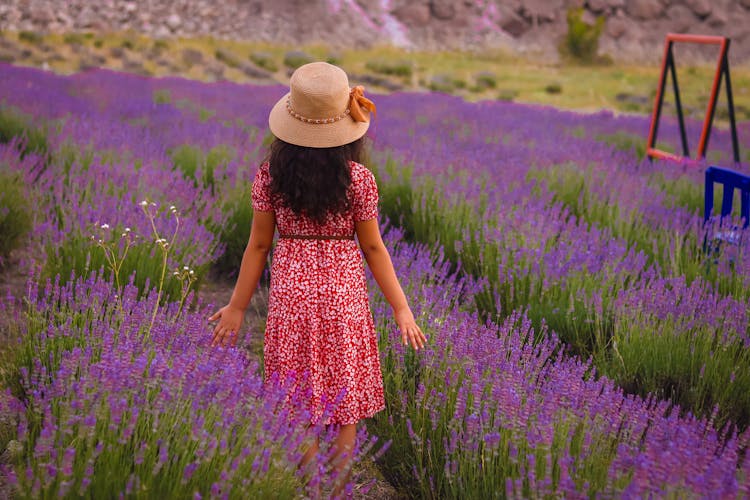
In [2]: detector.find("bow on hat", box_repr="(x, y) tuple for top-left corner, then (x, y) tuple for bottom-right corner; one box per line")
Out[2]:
(349, 86), (376, 123)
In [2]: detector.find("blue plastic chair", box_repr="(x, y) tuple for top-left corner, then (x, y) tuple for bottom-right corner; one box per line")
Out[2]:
(704, 166), (749, 247)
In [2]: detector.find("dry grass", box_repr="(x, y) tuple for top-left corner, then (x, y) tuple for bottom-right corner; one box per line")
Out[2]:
(2, 30), (749, 120)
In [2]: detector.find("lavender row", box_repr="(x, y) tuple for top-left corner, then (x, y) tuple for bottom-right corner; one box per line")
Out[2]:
(368, 228), (750, 498)
(2, 272), (378, 498)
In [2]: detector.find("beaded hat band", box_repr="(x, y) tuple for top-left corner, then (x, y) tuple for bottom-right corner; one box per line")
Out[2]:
(285, 85), (376, 125)
(286, 97), (351, 124)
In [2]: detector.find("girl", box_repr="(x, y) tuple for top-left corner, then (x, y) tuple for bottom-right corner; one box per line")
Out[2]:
(208, 62), (426, 493)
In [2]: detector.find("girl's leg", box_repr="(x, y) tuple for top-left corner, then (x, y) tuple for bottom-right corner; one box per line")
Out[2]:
(331, 422), (357, 497)
(300, 433), (320, 470)
(300, 432), (321, 498)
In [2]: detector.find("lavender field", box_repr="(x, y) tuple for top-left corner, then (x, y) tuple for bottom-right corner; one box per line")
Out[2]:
(0, 63), (749, 498)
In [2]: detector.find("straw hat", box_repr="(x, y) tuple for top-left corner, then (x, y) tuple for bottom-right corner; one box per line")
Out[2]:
(268, 62), (376, 148)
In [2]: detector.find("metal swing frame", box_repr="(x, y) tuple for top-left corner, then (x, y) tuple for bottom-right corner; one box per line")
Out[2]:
(646, 33), (740, 165)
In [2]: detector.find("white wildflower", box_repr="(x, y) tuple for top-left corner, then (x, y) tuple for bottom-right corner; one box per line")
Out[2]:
(140, 200), (148, 206)
(100, 223), (110, 229)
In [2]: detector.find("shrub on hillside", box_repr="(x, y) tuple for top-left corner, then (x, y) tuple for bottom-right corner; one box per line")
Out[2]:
(427, 73), (465, 94)
(496, 89), (519, 101)
(250, 51), (278, 72)
(18, 31), (42, 45)
(473, 71), (498, 91)
(215, 49), (241, 69)
(365, 58), (413, 78)
(560, 8), (606, 64)
(283, 50), (314, 69)
(545, 82), (563, 94)
(63, 33), (87, 45)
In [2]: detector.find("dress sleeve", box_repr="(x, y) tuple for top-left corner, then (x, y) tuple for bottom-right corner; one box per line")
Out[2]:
(251, 162), (273, 212)
(352, 164), (379, 222)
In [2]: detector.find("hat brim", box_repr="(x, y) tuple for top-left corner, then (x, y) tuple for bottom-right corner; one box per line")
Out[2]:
(268, 92), (370, 148)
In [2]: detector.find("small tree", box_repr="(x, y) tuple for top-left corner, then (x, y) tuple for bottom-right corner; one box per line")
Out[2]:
(560, 8), (606, 64)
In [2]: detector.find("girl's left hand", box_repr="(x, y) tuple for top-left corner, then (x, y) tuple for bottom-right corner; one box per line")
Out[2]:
(394, 307), (427, 350)
(208, 305), (245, 347)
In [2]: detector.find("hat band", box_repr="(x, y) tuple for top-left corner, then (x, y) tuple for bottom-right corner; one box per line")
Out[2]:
(286, 97), (350, 124)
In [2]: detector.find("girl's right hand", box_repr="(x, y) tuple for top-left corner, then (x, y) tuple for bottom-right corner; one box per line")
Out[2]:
(394, 307), (427, 350)
(208, 305), (245, 347)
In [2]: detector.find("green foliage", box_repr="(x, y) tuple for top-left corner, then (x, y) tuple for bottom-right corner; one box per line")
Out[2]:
(215, 48), (241, 68)
(18, 31), (43, 44)
(371, 155), (415, 239)
(41, 196), (208, 306)
(170, 144), (233, 195)
(596, 131), (647, 159)
(262, 130), (275, 149)
(427, 73), (462, 93)
(0, 170), (33, 264)
(544, 82), (563, 94)
(41, 233), (193, 304)
(0, 106), (50, 162)
(497, 89), (519, 101)
(364, 58), (413, 78)
(525, 164), (732, 292)
(171, 144), (203, 181)
(152, 89), (172, 105)
(560, 8), (605, 64)
(212, 184), (254, 277)
(325, 52), (342, 66)
(599, 311), (750, 431)
(283, 50), (314, 69)
(650, 171), (704, 215)
(153, 39), (169, 51)
(473, 71), (498, 90)
(249, 51), (278, 72)
(16, 393), (301, 498)
(63, 33), (88, 45)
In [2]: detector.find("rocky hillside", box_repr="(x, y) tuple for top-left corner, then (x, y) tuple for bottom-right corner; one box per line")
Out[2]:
(1, 0), (749, 63)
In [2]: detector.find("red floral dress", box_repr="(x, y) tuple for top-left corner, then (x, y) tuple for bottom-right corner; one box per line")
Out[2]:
(251, 160), (386, 425)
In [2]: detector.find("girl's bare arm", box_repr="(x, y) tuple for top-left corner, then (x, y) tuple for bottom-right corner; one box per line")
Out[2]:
(209, 210), (276, 346)
(355, 218), (426, 350)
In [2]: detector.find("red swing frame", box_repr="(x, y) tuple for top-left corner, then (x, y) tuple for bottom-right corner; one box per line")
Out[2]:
(646, 33), (740, 165)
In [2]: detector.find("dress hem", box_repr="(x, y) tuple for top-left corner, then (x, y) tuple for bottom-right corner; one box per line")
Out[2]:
(316, 402), (386, 426)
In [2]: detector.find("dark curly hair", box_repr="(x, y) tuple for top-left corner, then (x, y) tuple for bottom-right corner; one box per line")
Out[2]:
(266, 137), (365, 224)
